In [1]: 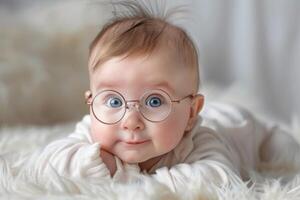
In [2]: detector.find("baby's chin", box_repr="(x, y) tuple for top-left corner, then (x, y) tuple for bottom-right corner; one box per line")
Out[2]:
(118, 154), (150, 164)
(118, 153), (164, 171)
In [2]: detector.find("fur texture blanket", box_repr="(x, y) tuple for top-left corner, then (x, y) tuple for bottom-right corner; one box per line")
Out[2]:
(1, 123), (300, 200)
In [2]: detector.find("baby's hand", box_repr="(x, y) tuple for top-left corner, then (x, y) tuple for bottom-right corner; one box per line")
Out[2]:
(100, 149), (117, 176)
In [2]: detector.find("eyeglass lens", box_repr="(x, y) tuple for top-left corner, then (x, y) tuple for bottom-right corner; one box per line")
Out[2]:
(91, 90), (172, 124)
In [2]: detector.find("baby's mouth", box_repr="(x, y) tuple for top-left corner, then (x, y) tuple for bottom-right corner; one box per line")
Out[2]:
(119, 131), (148, 145)
(124, 140), (149, 145)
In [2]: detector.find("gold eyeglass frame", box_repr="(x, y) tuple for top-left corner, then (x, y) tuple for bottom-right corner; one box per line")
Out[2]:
(85, 89), (202, 124)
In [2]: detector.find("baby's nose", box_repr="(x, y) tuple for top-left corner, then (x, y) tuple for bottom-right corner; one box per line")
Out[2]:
(121, 105), (145, 131)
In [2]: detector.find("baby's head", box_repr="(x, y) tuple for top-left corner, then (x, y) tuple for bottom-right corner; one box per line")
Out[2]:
(85, 2), (204, 169)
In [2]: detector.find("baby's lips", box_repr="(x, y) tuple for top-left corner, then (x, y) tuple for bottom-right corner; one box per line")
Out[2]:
(123, 140), (149, 144)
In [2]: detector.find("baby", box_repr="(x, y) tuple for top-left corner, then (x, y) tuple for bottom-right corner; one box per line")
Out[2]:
(35, 1), (300, 191)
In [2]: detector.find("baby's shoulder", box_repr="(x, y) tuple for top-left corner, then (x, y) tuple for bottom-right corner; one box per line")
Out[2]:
(189, 102), (260, 150)
(200, 102), (255, 126)
(191, 102), (259, 138)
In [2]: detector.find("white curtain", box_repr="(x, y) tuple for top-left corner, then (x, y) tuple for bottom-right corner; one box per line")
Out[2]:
(174, 0), (300, 124)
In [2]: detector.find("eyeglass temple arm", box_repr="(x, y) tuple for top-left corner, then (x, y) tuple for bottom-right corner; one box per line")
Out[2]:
(85, 90), (93, 105)
(171, 94), (201, 103)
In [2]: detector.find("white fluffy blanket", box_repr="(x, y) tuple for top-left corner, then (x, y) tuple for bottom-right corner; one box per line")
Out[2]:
(1, 123), (300, 200)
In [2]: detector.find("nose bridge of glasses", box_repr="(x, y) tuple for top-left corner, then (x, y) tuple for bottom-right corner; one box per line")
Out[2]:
(125, 100), (141, 110)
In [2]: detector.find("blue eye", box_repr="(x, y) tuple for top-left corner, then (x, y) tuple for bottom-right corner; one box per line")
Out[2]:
(107, 97), (123, 108)
(146, 96), (162, 107)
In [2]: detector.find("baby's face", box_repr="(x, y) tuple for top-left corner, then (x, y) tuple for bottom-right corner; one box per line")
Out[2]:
(89, 48), (200, 167)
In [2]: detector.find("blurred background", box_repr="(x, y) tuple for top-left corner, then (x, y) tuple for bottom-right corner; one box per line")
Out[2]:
(0, 0), (299, 126)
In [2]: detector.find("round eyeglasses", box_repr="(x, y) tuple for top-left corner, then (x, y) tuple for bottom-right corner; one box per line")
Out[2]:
(85, 89), (197, 125)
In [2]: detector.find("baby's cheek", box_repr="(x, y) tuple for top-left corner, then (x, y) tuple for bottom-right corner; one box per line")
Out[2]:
(167, 109), (190, 133)
(90, 119), (117, 151)
(155, 113), (189, 150)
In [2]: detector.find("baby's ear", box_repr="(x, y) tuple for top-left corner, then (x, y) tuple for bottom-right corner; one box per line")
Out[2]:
(85, 90), (93, 104)
(185, 94), (204, 132)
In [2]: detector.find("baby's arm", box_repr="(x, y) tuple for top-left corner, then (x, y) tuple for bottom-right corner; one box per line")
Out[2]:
(150, 128), (242, 192)
(31, 116), (112, 181)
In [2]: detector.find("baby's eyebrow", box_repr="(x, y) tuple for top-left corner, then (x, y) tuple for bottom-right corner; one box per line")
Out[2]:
(149, 81), (175, 94)
(95, 81), (120, 89)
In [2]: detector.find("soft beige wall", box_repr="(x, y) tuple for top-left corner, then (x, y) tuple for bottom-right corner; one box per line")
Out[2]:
(0, 1), (110, 125)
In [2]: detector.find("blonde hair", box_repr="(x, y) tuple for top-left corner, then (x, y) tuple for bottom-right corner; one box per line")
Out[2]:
(88, 1), (199, 89)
